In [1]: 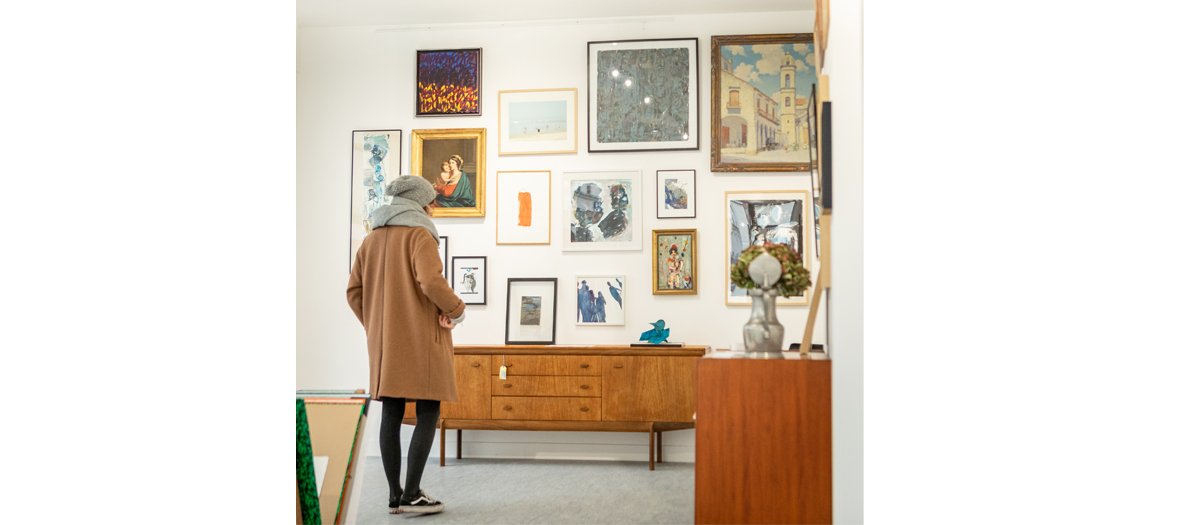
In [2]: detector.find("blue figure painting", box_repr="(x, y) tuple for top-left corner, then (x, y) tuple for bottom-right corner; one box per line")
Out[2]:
(576, 277), (625, 325)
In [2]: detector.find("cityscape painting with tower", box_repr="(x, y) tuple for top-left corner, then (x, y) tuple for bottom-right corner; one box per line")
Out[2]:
(717, 41), (817, 164)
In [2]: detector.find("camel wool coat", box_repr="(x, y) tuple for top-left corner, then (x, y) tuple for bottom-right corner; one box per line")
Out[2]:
(347, 225), (466, 402)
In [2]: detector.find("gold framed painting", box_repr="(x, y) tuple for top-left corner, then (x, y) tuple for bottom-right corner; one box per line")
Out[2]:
(652, 229), (697, 295)
(710, 33), (816, 173)
(498, 88), (577, 155)
(725, 190), (812, 306)
(410, 128), (487, 217)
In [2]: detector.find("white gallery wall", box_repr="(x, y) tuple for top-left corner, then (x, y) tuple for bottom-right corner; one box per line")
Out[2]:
(297, 10), (829, 463)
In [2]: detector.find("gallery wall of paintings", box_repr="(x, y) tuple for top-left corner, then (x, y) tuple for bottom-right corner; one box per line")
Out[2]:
(298, 10), (826, 376)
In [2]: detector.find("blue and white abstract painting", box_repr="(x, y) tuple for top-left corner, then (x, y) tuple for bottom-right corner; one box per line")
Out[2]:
(575, 276), (625, 326)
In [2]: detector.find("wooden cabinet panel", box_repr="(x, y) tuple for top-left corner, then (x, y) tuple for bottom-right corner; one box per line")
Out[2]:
(441, 355), (491, 420)
(602, 356), (696, 422)
(493, 376), (601, 397)
(492, 355), (601, 376)
(491, 396), (601, 421)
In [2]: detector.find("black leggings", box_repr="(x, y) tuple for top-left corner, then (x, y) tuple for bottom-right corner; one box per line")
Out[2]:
(379, 397), (440, 503)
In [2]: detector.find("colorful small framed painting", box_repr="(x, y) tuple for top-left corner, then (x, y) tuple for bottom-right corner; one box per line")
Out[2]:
(725, 190), (811, 306)
(653, 229), (697, 295)
(349, 129), (401, 271)
(505, 278), (558, 345)
(710, 34), (816, 172)
(411, 128), (486, 217)
(498, 89), (577, 155)
(574, 276), (625, 326)
(655, 170), (696, 219)
(438, 236), (448, 280)
(562, 170), (643, 252)
(416, 48), (481, 117)
(450, 256), (486, 306)
(496, 171), (551, 245)
(587, 38), (699, 153)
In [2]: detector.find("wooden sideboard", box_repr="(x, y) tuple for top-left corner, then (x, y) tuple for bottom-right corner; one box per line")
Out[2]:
(403, 345), (708, 470)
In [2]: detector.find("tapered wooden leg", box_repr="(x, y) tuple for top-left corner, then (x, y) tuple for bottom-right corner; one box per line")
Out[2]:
(439, 419), (446, 467)
(648, 424), (655, 471)
(657, 431), (663, 463)
(457, 429), (462, 459)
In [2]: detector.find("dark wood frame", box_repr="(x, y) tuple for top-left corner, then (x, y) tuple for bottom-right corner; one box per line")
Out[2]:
(821, 101), (833, 211)
(655, 169), (697, 219)
(652, 229), (699, 295)
(504, 278), (558, 345)
(450, 255), (487, 306)
(709, 33), (814, 172)
(415, 48), (482, 117)
(587, 37), (700, 153)
(349, 129), (402, 272)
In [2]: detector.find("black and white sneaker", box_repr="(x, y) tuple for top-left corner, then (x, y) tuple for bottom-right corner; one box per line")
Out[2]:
(389, 491), (404, 514)
(400, 490), (444, 514)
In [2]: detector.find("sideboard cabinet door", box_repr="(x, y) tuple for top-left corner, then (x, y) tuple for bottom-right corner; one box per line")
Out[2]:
(441, 355), (491, 419)
(601, 356), (697, 422)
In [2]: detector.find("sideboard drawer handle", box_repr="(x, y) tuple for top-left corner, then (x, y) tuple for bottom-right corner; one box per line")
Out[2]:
(580, 407), (590, 412)
(470, 362), (480, 368)
(505, 364), (513, 368)
(502, 406), (512, 411)
(580, 363), (590, 368)
(580, 385), (589, 390)
(503, 383), (512, 388)
(613, 364), (624, 369)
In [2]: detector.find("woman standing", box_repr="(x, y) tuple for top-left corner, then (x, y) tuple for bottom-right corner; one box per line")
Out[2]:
(347, 176), (465, 515)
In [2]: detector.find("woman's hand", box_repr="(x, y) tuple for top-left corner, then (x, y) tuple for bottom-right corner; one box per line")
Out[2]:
(438, 314), (456, 330)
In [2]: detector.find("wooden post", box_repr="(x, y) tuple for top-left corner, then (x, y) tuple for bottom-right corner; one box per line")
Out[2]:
(457, 429), (462, 459)
(648, 423), (656, 471)
(439, 419), (446, 467)
(657, 431), (663, 463)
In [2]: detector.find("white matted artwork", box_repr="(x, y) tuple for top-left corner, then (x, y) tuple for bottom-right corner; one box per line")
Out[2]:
(574, 276), (625, 326)
(725, 190), (812, 306)
(437, 236), (448, 280)
(450, 256), (486, 305)
(655, 169), (696, 219)
(505, 278), (557, 345)
(498, 89), (577, 155)
(562, 170), (643, 251)
(496, 171), (551, 244)
(350, 129), (401, 271)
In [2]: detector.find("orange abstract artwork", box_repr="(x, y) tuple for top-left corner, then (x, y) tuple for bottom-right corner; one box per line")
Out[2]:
(518, 192), (532, 227)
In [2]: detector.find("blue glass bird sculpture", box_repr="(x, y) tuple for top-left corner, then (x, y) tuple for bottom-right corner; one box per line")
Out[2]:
(639, 320), (670, 344)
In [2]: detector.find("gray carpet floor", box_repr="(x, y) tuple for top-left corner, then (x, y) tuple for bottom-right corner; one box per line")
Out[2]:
(355, 456), (695, 524)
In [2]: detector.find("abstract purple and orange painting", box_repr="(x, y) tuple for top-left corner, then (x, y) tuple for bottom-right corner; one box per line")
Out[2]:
(416, 49), (481, 116)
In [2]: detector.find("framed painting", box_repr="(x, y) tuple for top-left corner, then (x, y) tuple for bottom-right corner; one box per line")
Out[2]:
(807, 84), (821, 258)
(416, 48), (481, 117)
(655, 169), (696, 219)
(410, 128), (486, 217)
(725, 190), (812, 306)
(450, 256), (487, 306)
(498, 89), (577, 155)
(587, 38), (699, 153)
(349, 129), (401, 271)
(574, 276), (625, 326)
(652, 229), (697, 295)
(710, 34), (817, 172)
(562, 170), (642, 252)
(438, 236), (448, 280)
(496, 170), (551, 245)
(505, 278), (558, 345)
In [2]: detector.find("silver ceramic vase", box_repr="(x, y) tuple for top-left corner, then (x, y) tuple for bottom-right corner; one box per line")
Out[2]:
(742, 288), (785, 358)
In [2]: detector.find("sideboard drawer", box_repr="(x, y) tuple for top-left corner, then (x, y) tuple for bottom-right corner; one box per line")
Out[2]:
(491, 396), (601, 421)
(493, 355), (601, 376)
(493, 376), (601, 397)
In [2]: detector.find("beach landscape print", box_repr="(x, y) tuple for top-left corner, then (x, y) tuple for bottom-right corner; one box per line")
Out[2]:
(416, 48), (481, 116)
(588, 39), (699, 152)
(725, 190), (810, 305)
(575, 276), (625, 326)
(711, 34), (816, 172)
(498, 89), (577, 155)
(562, 170), (643, 251)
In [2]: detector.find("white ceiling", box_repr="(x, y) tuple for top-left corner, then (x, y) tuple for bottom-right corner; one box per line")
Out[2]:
(297, 0), (812, 28)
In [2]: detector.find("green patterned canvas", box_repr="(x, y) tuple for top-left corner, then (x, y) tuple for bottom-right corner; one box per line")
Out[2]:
(296, 399), (321, 524)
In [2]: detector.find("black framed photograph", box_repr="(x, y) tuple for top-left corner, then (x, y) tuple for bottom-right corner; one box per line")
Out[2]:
(450, 256), (487, 306)
(505, 278), (557, 345)
(437, 236), (448, 280)
(655, 169), (696, 219)
(587, 38), (699, 153)
(415, 48), (481, 117)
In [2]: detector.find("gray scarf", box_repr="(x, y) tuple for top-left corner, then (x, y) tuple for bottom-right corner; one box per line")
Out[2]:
(371, 197), (440, 244)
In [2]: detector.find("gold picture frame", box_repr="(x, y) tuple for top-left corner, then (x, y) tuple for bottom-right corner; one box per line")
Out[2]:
(498, 88), (578, 155)
(652, 229), (698, 295)
(411, 128), (487, 217)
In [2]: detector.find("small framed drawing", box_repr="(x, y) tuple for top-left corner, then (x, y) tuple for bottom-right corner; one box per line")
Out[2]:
(587, 38), (699, 153)
(496, 171), (551, 245)
(655, 170), (696, 219)
(653, 229), (697, 295)
(562, 170), (642, 251)
(505, 278), (558, 345)
(725, 190), (811, 306)
(411, 128), (486, 217)
(416, 48), (481, 117)
(498, 89), (577, 155)
(450, 256), (486, 306)
(710, 34), (816, 172)
(350, 129), (402, 271)
(574, 276), (625, 326)
(437, 236), (448, 280)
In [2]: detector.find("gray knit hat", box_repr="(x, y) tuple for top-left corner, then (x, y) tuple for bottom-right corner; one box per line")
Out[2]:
(386, 175), (436, 207)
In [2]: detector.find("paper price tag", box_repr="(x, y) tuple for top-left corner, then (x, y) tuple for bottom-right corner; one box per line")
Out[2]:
(499, 365), (507, 380)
